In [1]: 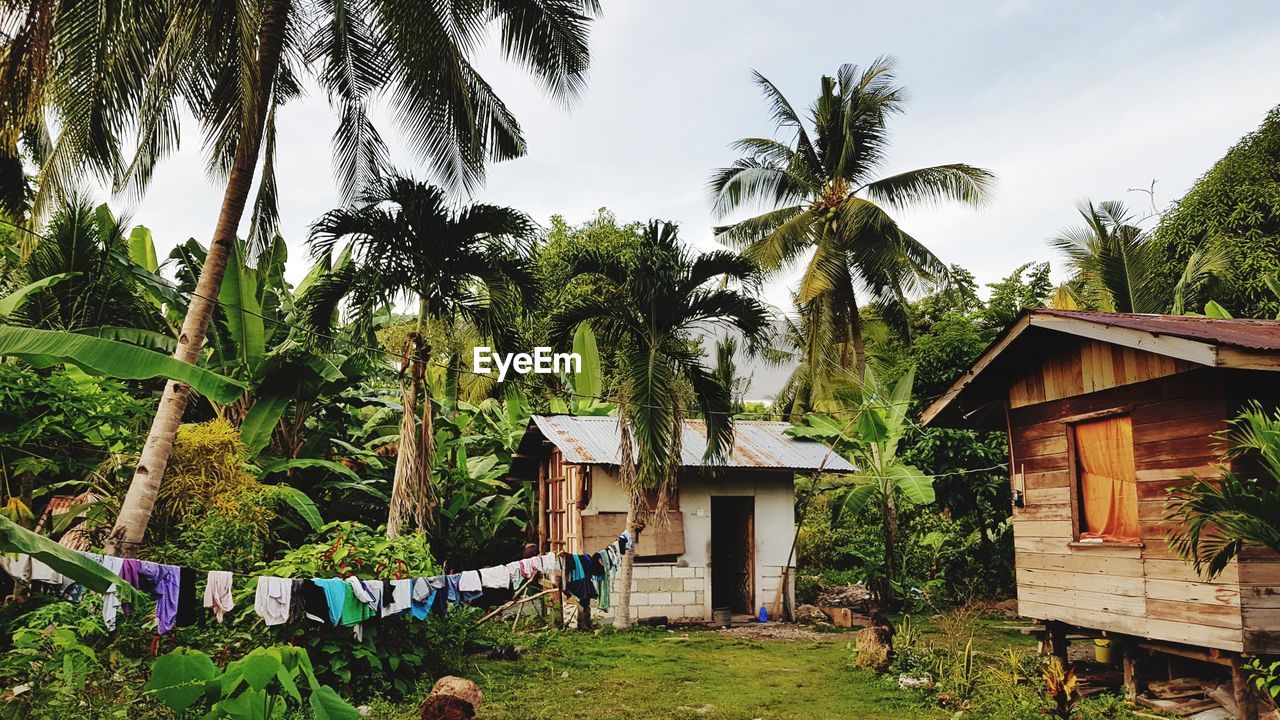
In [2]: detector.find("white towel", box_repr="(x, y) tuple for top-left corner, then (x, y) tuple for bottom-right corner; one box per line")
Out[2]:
(87, 553), (124, 630)
(479, 565), (510, 589)
(382, 579), (412, 617)
(29, 558), (62, 585)
(254, 576), (291, 626)
(458, 570), (482, 593)
(203, 571), (235, 622)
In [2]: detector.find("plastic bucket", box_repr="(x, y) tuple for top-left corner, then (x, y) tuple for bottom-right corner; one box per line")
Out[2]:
(1094, 638), (1114, 664)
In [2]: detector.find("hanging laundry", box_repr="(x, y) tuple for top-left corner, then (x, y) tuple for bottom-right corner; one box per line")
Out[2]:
(255, 576), (292, 626)
(564, 554), (599, 614)
(504, 560), (524, 589)
(346, 576), (380, 618)
(410, 578), (434, 620)
(118, 558), (142, 612)
(299, 578), (330, 623)
(204, 571), (235, 622)
(175, 567), (198, 628)
(86, 553), (124, 630)
(29, 557), (62, 585)
(312, 578), (349, 626)
(143, 563), (183, 634)
(479, 565), (509, 589)
(288, 579), (310, 624)
(594, 552), (612, 611)
(537, 553), (561, 577)
(382, 579), (412, 617)
(458, 570), (482, 593)
(0, 553), (29, 581)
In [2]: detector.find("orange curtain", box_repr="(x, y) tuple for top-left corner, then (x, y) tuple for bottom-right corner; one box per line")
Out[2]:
(1074, 416), (1140, 542)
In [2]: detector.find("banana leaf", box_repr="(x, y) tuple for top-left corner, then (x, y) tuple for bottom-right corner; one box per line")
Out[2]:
(0, 326), (245, 403)
(0, 516), (142, 602)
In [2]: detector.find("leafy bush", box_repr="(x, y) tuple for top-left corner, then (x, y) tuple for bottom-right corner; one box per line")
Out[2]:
(146, 645), (358, 719)
(0, 619), (162, 719)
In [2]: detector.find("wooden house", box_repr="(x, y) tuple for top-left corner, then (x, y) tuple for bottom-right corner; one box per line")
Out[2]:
(922, 309), (1280, 716)
(513, 415), (854, 622)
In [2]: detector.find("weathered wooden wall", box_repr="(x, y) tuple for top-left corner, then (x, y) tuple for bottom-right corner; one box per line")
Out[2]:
(1008, 336), (1199, 409)
(1007, 353), (1262, 652)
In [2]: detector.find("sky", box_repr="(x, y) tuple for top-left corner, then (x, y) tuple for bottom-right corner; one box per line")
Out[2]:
(95, 1), (1280, 397)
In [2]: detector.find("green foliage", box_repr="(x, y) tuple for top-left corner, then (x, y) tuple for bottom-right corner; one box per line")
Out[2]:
(979, 262), (1051, 330)
(1052, 200), (1226, 314)
(0, 325), (246, 403)
(147, 420), (321, 571)
(146, 645), (359, 719)
(0, 621), (161, 719)
(1166, 401), (1280, 578)
(1245, 657), (1280, 701)
(249, 523), (496, 699)
(1153, 105), (1280, 318)
(0, 362), (147, 497)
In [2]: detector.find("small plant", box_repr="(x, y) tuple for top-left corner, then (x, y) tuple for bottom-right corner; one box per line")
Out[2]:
(1042, 656), (1080, 720)
(895, 613), (921, 652)
(949, 634), (978, 700)
(145, 645), (359, 719)
(1245, 657), (1280, 701)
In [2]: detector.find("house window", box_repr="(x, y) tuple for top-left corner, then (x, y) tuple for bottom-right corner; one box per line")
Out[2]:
(1071, 414), (1140, 543)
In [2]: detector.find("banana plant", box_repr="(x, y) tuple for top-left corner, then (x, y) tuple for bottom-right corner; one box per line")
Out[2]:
(548, 321), (614, 415)
(787, 366), (934, 609)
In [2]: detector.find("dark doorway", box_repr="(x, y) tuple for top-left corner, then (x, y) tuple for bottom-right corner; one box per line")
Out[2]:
(710, 496), (755, 614)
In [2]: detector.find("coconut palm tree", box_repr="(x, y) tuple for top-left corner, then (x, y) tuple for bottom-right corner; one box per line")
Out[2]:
(709, 58), (994, 387)
(1051, 200), (1228, 315)
(16, 198), (160, 333)
(1166, 402), (1280, 579)
(0, 0), (601, 553)
(303, 174), (538, 536)
(551, 220), (771, 627)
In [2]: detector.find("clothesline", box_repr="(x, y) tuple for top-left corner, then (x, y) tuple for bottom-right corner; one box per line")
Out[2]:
(2, 529), (637, 638)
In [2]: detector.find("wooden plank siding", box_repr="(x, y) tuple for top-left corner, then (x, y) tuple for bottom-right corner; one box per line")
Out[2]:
(1008, 337), (1199, 408)
(1005, 359), (1265, 653)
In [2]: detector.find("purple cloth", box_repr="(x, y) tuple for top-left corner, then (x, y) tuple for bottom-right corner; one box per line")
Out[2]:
(136, 561), (182, 634)
(118, 559), (141, 612)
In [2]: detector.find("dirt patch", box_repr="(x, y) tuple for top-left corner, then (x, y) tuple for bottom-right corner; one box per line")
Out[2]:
(714, 622), (846, 642)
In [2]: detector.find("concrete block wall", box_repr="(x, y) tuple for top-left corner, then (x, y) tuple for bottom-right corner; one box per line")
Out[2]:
(608, 563), (708, 621)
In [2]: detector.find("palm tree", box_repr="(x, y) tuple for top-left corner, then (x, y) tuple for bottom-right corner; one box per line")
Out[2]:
(16, 198), (160, 333)
(303, 174), (537, 537)
(551, 220), (771, 627)
(1166, 403), (1280, 579)
(709, 58), (994, 388)
(0, 0), (600, 553)
(1051, 200), (1227, 314)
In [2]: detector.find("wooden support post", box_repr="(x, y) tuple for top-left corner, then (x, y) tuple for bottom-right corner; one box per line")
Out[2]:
(1121, 639), (1139, 702)
(1231, 655), (1260, 720)
(1046, 621), (1069, 663)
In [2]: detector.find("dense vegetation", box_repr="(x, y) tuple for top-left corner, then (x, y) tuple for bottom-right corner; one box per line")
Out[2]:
(0, 3), (1277, 714)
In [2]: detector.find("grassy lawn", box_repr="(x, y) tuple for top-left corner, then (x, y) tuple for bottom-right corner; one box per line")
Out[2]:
(367, 618), (1038, 720)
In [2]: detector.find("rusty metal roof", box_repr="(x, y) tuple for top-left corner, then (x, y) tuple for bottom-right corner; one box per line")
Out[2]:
(523, 415), (855, 472)
(921, 309), (1280, 430)
(1035, 309), (1280, 351)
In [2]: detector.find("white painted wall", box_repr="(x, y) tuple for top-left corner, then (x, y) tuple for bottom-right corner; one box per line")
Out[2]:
(582, 466), (796, 622)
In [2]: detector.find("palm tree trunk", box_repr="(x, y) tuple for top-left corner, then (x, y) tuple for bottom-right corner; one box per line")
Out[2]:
(105, 0), (292, 556)
(849, 297), (866, 378)
(613, 501), (638, 629)
(387, 357), (421, 538)
(881, 491), (899, 611)
(613, 418), (639, 628)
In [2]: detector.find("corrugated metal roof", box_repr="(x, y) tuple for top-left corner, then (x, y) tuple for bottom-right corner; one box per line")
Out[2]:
(1037, 309), (1280, 351)
(527, 415), (856, 472)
